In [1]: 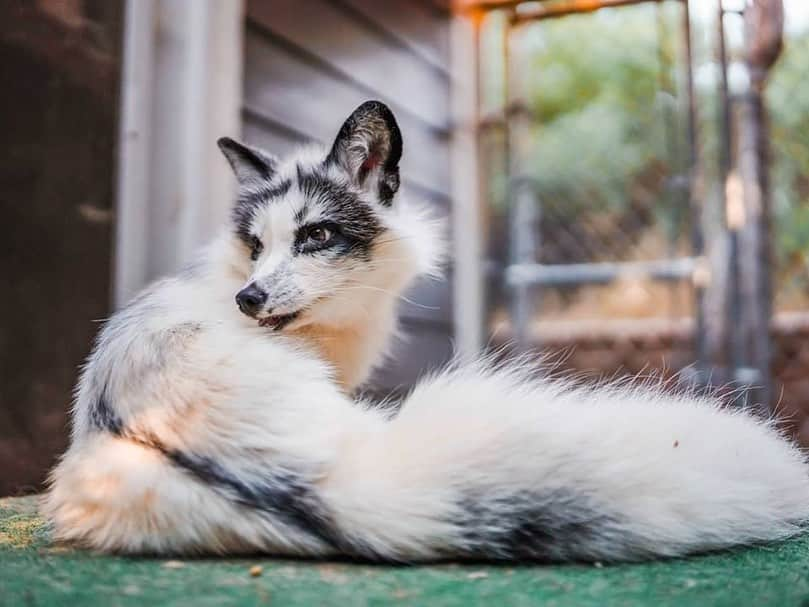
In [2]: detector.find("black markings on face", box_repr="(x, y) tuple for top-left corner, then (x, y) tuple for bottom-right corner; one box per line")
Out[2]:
(295, 169), (383, 260)
(249, 236), (264, 261)
(232, 179), (291, 245)
(233, 162), (384, 263)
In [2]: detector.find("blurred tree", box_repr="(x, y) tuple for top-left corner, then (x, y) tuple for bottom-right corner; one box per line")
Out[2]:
(524, 10), (668, 213)
(514, 6), (686, 265)
(767, 30), (809, 302)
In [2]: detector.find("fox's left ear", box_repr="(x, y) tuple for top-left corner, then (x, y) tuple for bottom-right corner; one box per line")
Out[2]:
(217, 137), (278, 187)
(326, 100), (402, 206)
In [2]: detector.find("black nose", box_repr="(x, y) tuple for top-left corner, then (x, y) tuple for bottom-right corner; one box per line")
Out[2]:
(235, 284), (267, 316)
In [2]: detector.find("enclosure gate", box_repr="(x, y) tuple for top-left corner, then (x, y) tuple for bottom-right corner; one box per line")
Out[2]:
(468, 0), (776, 408)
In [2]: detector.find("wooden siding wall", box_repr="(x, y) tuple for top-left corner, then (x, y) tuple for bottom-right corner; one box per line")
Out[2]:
(244, 0), (455, 395)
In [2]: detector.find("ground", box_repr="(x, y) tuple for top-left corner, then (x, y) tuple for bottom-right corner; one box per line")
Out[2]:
(1, 496), (808, 607)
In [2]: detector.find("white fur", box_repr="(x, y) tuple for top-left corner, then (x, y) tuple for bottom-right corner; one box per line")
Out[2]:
(44, 137), (809, 561)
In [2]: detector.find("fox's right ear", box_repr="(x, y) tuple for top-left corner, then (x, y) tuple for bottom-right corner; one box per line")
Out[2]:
(217, 137), (277, 187)
(326, 101), (402, 206)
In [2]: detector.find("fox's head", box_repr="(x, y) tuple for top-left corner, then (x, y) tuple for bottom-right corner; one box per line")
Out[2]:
(218, 101), (442, 331)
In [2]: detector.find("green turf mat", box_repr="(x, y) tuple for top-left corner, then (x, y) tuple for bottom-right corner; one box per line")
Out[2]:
(1, 496), (807, 607)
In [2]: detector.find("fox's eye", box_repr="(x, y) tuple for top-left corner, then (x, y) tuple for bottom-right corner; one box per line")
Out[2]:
(296, 223), (338, 253)
(250, 237), (264, 261)
(307, 226), (332, 244)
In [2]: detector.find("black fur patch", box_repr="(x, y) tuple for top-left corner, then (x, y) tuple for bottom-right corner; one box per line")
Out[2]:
(88, 321), (202, 435)
(89, 388), (123, 435)
(232, 179), (291, 244)
(296, 170), (382, 260)
(112, 428), (358, 553)
(89, 386), (351, 551)
(163, 448), (344, 549)
(454, 489), (644, 563)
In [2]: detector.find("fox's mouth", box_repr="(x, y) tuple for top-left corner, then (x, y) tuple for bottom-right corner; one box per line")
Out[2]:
(258, 311), (300, 331)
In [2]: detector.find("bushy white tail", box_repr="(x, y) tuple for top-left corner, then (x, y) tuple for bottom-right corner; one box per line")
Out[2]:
(45, 361), (809, 561)
(320, 364), (809, 561)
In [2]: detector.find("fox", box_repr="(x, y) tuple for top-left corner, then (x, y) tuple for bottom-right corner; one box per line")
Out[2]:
(44, 101), (809, 561)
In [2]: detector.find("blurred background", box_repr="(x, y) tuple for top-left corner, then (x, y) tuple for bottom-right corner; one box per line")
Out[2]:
(1, 0), (807, 495)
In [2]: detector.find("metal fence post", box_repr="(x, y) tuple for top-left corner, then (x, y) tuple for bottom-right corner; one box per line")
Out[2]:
(681, 0), (708, 383)
(504, 14), (539, 347)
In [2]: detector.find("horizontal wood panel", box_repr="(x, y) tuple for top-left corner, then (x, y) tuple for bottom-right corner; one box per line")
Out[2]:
(337, 0), (449, 72)
(246, 0), (450, 131)
(242, 111), (302, 158)
(243, 28), (450, 199)
(421, 0), (452, 12)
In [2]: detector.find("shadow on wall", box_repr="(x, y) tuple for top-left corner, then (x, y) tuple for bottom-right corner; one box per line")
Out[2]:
(0, 2), (123, 495)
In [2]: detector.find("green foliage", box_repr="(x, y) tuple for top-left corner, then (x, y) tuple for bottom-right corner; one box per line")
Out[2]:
(524, 13), (664, 125)
(767, 31), (809, 287)
(520, 7), (685, 223)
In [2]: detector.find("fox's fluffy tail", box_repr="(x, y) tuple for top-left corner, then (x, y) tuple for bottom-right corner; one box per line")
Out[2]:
(45, 362), (809, 561)
(320, 363), (809, 562)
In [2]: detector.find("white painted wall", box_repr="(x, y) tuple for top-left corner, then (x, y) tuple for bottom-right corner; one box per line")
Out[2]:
(114, 0), (244, 306)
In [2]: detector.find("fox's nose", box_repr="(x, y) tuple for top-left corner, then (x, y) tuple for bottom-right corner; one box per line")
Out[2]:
(235, 284), (267, 316)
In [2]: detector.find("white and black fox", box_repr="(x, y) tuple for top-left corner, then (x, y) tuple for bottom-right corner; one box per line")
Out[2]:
(45, 101), (809, 561)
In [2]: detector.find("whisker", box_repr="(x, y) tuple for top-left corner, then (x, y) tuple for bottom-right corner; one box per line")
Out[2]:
(336, 283), (441, 310)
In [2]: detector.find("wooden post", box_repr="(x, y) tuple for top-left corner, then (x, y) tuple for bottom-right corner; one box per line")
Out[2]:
(737, 0), (783, 408)
(680, 0), (709, 382)
(504, 17), (540, 347)
(114, 0), (156, 307)
(450, 11), (487, 359)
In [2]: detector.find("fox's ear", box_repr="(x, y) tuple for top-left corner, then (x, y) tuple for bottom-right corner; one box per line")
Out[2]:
(217, 137), (278, 187)
(326, 100), (402, 206)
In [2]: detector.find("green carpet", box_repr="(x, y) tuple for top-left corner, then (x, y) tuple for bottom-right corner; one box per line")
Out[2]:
(1, 496), (807, 607)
